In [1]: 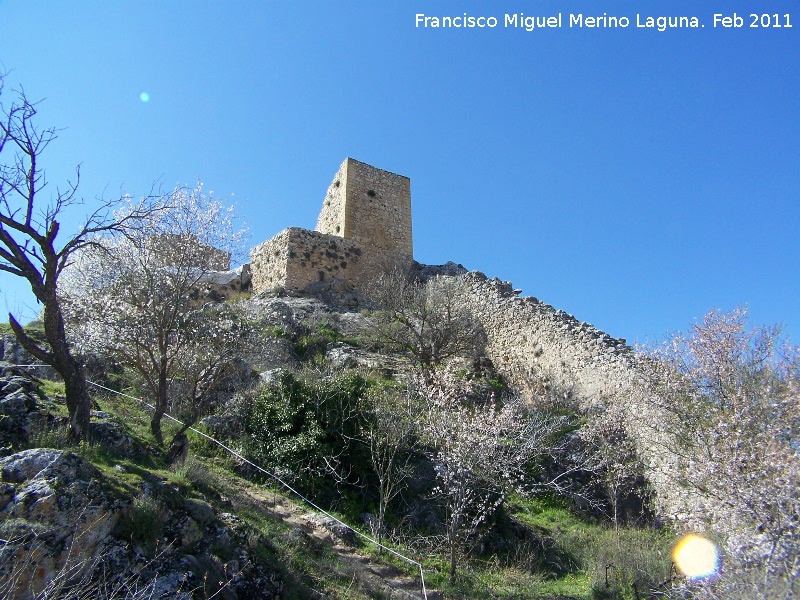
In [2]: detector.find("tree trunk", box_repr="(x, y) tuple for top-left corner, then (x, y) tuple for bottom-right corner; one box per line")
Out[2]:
(167, 433), (189, 465)
(151, 411), (164, 446)
(449, 516), (459, 584)
(450, 543), (457, 584)
(45, 299), (92, 441)
(151, 354), (169, 445)
(61, 360), (92, 441)
(10, 292), (93, 441)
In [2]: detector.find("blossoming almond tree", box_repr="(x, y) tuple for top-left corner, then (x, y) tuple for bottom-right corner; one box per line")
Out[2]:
(638, 308), (800, 598)
(415, 367), (571, 583)
(61, 184), (249, 445)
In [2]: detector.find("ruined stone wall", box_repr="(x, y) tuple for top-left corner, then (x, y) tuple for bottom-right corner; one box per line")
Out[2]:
(251, 227), (380, 294)
(459, 271), (635, 408)
(252, 158), (413, 296)
(147, 234), (231, 271)
(458, 271), (699, 524)
(341, 159), (412, 257)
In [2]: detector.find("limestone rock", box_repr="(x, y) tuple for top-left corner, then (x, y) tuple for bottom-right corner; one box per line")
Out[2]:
(0, 449), (122, 596)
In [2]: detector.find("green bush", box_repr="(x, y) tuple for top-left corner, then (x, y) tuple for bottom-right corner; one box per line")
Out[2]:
(116, 495), (167, 546)
(244, 370), (372, 506)
(293, 321), (343, 360)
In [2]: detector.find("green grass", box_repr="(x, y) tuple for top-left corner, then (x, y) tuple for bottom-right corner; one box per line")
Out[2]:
(0, 320), (45, 336)
(506, 495), (676, 599)
(39, 379), (66, 400)
(115, 495), (167, 547)
(19, 374), (678, 600)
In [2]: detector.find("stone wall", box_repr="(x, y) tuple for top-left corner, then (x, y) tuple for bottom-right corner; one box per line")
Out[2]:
(252, 159), (413, 295)
(456, 271), (699, 525)
(147, 234), (231, 271)
(459, 271), (635, 408)
(251, 227), (376, 293)
(315, 160), (348, 238)
(315, 158), (412, 258)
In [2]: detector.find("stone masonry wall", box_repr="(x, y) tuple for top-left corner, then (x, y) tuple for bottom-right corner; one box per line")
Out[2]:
(315, 161), (347, 238)
(459, 271), (635, 409)
(251, 227), (377, 293)
(148, 234), (231, 271)
(459, 271), (693, 524)
(253, 159), (413, 295)
(315, 158), (412, 258)
(341, 158), (412, 257)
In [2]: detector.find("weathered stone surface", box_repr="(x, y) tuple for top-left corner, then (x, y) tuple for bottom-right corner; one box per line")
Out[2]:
(325, 344), (360, 369)
(88, 420), (147, 460)
(316, 158), (412, 257)
(251, 227), (375, 294)
(1, 375), (62, 457)
(0, 449), (123, 596)
(184, 498), (215, 524)
(0, 341), (58, 380)
(416, 261), (468, 279)
(251, 159), (413, 297)
(180, 517), (204, 547)
(305, 512), (357, 546)
(0, 389), (40, 453)
(258, 368), (284, 385)
(200, 412), (244, 438)
(457, 271), (635, 410)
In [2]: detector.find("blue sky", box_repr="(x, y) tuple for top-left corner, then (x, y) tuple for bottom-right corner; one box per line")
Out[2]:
(1, 1), (798, 345)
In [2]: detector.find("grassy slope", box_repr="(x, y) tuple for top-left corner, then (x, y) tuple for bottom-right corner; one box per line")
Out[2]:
(19, 379), (676, 600)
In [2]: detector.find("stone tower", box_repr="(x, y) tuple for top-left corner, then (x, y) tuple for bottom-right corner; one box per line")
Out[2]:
(315, 158), (413, 260)
(250, 159), (413, 295)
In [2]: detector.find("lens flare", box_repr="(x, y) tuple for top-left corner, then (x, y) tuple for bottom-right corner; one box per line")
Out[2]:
(139, 92), (150, 103)
(673, 534), (719, 579)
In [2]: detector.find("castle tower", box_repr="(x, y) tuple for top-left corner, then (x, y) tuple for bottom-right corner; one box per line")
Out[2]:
(315, 158), (413, 260)
(250, 159), (412, 295)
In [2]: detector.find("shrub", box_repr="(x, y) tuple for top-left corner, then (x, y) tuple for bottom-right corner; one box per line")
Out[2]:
(116, 496), (167, 546)
(244, 370), (372, 505)
(293, 321), (343, 361)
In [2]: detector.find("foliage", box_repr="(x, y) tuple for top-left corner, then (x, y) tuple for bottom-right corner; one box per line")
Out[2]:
(293, 321), (341, 361)
(638, 308), (800, 598)
(60, 184), (250, 444)
(115, 495), (167, 546)
(244, 369), (372, 504)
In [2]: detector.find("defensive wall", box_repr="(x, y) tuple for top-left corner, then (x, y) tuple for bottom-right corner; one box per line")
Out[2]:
(458, 271), (694, 523)
(251, 158), (412, 295)
(459, 271), (635, 409)
(250, 158), (635, 410)
(148, 234), (231, 271)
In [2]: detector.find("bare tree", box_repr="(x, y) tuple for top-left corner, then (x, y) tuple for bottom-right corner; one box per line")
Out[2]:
(367, 263), (486, 368)
(0, 76), (154, 440)
(362, 383), (420, 549)
(60, 184), (249, 444)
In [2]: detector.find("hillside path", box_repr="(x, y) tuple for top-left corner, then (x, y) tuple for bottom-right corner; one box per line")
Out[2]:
(224, 469), (434, 599)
